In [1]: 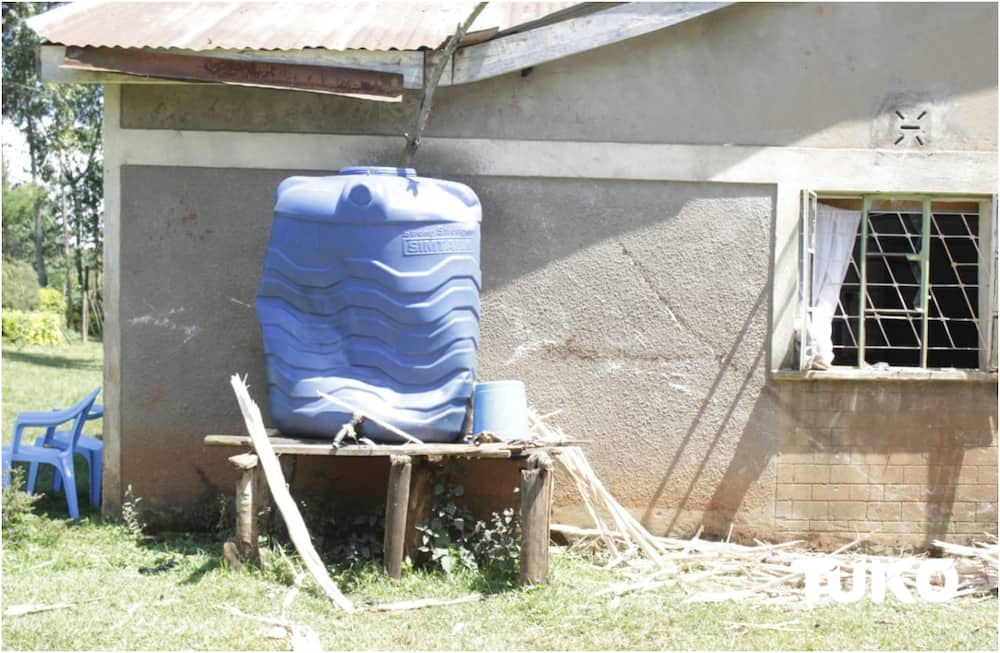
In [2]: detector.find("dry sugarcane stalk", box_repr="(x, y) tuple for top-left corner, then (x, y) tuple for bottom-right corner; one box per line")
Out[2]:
(366, 594), (483, 612)
(318, 391), (424, 445)
(556, 446), (671, 568)
(533, 408), (999, 603)
(225, 606), (322, 652)
(231, 376), (356, 614)
(5, 602), (76, 617)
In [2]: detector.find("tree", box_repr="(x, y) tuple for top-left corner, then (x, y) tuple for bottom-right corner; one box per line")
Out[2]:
(3, 2), (104, 331)
(3, 2), (56, 285)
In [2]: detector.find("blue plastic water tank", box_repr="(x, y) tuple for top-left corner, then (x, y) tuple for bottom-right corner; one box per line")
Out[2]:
(255, 166), (481, 443)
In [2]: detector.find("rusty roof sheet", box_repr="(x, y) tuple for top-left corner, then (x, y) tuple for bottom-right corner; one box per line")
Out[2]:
(27, 1), (584, 51)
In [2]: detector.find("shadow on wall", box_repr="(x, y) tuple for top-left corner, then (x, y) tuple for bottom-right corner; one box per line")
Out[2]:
(639, 286), (773, 535)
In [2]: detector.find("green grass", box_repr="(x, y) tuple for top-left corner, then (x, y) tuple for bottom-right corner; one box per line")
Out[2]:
(2, 337), (104, 444)
(3, 342), (998, 650)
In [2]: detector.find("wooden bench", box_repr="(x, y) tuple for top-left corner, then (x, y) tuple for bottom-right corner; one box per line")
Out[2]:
(204, 432), (562, 584)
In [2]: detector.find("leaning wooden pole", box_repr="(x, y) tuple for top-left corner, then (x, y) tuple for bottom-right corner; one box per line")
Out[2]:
(229, 375), (356, 614)
(399, 1), (488, 166)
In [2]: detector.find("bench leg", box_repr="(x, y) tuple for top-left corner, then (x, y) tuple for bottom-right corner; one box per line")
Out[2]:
(404, 460), (435, 563)
(224, 453), (261, 568)
(383, 454), (412, 579)
(520, 451), (554, 585)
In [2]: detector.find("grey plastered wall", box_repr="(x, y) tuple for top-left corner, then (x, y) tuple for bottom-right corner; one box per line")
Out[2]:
(108, 1), (998, 535)
(118, 165), (778, 532)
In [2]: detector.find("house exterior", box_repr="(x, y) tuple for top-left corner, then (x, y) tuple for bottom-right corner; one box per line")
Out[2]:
(29, 1), (998, 548)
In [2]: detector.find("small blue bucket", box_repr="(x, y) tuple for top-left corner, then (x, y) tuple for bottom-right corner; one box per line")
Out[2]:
(472, 380), (530, 440)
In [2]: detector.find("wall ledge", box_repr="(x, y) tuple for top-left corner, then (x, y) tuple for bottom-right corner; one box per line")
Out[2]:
(771, 368), (999, 383)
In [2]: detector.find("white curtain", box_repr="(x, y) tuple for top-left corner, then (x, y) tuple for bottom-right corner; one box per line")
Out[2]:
(807, 204), (861, 369)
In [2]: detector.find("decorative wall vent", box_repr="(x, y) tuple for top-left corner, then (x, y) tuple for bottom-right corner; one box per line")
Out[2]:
(873, 97), (934, 149)
(892, 107), (930, 147)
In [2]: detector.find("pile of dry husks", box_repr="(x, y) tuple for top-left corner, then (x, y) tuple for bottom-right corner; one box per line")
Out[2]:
(530, 409), (999, 606)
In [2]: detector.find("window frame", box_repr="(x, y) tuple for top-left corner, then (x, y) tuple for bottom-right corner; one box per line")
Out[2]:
(798, 190), (998, 374)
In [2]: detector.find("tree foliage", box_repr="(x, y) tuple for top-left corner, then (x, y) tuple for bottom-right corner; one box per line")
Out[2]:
(2, 1), (104, 333)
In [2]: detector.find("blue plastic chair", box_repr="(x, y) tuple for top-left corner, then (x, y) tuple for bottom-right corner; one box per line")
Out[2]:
(30, 403), (104, 507)
(1, 388), (102, 520)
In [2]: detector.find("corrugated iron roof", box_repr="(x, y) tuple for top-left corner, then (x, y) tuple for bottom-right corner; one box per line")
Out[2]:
(27, 1), (583, 52)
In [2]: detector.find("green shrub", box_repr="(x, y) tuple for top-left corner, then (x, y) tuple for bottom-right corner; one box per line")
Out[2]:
(38, 286), (66, 317)
(1, 310), (62, 346)
(2, 258), (40, 310)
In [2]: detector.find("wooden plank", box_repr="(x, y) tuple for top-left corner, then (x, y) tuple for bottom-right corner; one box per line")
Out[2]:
(40, 44), (428, 88)
(229, 376), (355, 613)
(452, 2), (730, 84)
(383, 455), (413, 580)
(203, 435), (542, 458)
(519, 451), (554, 585)
(62, 47), (404, 100)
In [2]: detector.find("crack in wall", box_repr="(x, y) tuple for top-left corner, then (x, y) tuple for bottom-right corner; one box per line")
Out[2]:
(618, 239), (718, 356)
(543, 336), (699, 365)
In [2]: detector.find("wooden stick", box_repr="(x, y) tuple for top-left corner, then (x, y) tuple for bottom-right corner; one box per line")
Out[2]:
(317, 391), (424, 445)
(400, 2), (488, 165)
(520, 451), (554, 585)
(366, 594), (483, 612)
(384, 455), (413, 580)
(5, 602), (77, 617)
(231, 376), (355, 614)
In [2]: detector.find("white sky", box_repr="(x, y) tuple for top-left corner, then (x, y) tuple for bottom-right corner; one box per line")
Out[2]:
(2, 119), (32, 184)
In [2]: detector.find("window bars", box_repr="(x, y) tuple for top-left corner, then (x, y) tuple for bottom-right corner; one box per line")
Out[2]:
(800, 193), (998, 371)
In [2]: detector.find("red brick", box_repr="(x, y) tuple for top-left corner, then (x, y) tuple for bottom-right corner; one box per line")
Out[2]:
(901, 502), (929, 521)
(851, 451), (888, 465)
(964, 448), (999, 466)
(879, 521), (924, 534)
(850, 485), (884, 501)
(958, 484), (998, 502)
(950, 502), (977, 522)
(794, 464), (829, 483)
(848, 520), (879, 534)
(868, 465), (905, 483)
(814, 451), (853, 465)
(977, 502), (998, 523)
(776, 484), (811, 501)
(956, 466), (979, 484)
(887, 452), (930, 465)
(883, 485), (926, 501)
(903, 466), (929, 484)
(812, 484), (850, 501)
(829, 465), (869, 484)
(829, 501), (867, 520)
(790, 501), (828, 520)
(868, 502), (901, 521)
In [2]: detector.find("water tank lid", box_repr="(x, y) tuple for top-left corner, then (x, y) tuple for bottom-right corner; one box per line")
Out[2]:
(339, 166), (416, 177)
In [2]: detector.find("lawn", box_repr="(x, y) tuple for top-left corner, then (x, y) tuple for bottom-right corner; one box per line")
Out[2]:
(2, 342), (998, 651)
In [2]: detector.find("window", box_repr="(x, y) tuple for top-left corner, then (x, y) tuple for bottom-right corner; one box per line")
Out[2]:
(799, 193), (998, 372)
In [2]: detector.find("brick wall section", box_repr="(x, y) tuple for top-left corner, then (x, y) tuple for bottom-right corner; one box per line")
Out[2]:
(773, 380), (997, 548)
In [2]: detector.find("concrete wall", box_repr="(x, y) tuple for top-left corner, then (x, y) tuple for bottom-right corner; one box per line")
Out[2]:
(105, 2), (998, 545)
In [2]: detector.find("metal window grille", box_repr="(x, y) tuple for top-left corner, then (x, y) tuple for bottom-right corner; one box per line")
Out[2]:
(800, 193), (999, 371)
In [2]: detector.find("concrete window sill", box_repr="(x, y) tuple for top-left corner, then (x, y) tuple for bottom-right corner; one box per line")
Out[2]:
(771, 368), (999, 383)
